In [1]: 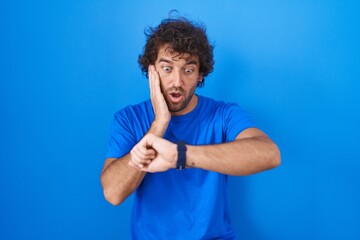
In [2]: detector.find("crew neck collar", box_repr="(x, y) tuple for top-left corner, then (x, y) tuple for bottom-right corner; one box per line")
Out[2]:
(170, 95), (202, 123)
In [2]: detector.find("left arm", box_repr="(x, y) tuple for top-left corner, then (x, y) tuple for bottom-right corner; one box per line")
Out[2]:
(186, 128), (280, 175)
(132, 128), (280, 175)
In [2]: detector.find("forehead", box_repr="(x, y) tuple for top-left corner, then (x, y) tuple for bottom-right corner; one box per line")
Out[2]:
(156, 45), (199, 64)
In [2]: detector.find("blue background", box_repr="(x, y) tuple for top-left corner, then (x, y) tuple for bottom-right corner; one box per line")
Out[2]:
(1, 1), (359, 239)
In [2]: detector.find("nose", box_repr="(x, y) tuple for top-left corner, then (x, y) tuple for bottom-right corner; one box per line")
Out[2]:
(172, 70), (183, 87)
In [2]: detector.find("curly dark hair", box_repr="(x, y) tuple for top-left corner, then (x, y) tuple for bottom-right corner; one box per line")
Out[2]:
(138, 15), (214, 87)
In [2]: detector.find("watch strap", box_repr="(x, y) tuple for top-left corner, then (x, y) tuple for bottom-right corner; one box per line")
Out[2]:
(176, 141), (187, 170)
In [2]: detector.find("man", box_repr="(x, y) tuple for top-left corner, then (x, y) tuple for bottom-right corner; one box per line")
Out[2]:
(101, 16), (280, 239)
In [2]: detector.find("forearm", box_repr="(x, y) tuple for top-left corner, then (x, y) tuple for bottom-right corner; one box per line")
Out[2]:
(101, 66), (171, 205)
(101, 120), (169, 205)
(148, 119), (169, 136)
(186, 136), (281, 176)
(101, 155), (145, 205)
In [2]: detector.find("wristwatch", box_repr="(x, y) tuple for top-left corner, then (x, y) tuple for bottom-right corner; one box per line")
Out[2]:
(176, 141), (187, 170)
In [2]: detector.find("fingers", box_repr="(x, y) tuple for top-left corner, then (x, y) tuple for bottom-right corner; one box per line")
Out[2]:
(129, 138), (156, 169)
(131, 147), (155, 165)
(148, 66), (171, 126)
(149, 65), (161, 98)
(128, 160), (142, 170)
(149, 65), (154, 97)
(131, 134), (178, 173)
(128, 134), (159, 171)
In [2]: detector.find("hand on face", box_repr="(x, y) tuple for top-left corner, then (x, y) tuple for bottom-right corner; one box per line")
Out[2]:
(129, 134), (177, 173)
(149, 65), (171, 124)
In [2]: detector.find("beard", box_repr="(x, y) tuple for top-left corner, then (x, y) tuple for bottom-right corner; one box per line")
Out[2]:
(161, 85), (196, 113)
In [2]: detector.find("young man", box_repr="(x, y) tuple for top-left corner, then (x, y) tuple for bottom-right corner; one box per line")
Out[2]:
(101, 16), (280, 239)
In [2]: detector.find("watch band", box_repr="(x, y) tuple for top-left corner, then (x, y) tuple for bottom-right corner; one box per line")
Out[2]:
(176, 141), (187, 170)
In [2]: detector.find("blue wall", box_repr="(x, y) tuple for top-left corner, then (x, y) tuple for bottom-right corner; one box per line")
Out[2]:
(1, 1), (359, 239)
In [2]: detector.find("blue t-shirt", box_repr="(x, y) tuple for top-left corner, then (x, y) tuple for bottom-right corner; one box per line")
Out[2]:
(107, 95), (255, 240)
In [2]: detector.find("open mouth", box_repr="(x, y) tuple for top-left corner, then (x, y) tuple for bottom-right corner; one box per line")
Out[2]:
(169, 92), (183, 103)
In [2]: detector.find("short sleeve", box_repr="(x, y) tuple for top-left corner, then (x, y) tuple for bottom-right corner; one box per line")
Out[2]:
(222, 103), (256, 142)
(106, 110), (137, 158)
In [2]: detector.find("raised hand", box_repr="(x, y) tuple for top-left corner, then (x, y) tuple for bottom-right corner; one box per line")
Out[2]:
(149, 65), (171, 127)
(128, 66), (172, 171)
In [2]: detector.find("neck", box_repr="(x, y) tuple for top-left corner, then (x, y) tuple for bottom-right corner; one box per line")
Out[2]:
(171, 94), (198, 116)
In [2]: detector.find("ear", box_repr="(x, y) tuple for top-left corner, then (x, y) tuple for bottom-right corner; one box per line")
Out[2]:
(198, 73), (204, 82)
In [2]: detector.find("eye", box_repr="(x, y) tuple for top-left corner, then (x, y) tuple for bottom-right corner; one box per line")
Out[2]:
(184, 68), (194, 74)
(162, 66), (171, 72)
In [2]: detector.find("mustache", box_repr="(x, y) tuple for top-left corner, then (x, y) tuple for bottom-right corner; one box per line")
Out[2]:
(166, 86), (185, 93)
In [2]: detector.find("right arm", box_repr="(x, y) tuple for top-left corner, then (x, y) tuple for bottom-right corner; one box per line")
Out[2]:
(100, 65), (169, 205)
(100, 155), (145, 206)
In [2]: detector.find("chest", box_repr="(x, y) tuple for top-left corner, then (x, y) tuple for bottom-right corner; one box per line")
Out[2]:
(164, 114), (225, 145)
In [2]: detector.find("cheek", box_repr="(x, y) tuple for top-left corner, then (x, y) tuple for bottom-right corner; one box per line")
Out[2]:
(158, 79), (166, 92)
(190, 83), (198, 93)
(158, 73), (170, 85)
(185, 80), (198, 94)
(158, 76), (174, 92)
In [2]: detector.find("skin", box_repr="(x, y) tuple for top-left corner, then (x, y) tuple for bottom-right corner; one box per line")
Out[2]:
(100, 45), (281, 206)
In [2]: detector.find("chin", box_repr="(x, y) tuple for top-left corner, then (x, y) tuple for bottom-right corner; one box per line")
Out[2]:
(168, 103), (186, 113)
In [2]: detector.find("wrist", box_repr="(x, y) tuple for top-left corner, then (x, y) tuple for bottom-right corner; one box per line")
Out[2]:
(175, 141), (187, 170)
(150, 119), (169, 136)
(154, 117), (170, 125)
(185, 145), (196, 169)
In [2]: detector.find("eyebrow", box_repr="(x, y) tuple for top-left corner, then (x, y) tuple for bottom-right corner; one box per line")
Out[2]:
(158, 58), (172, 64)
(158, 58), (198, 65)
(186, 60), (198, 65)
